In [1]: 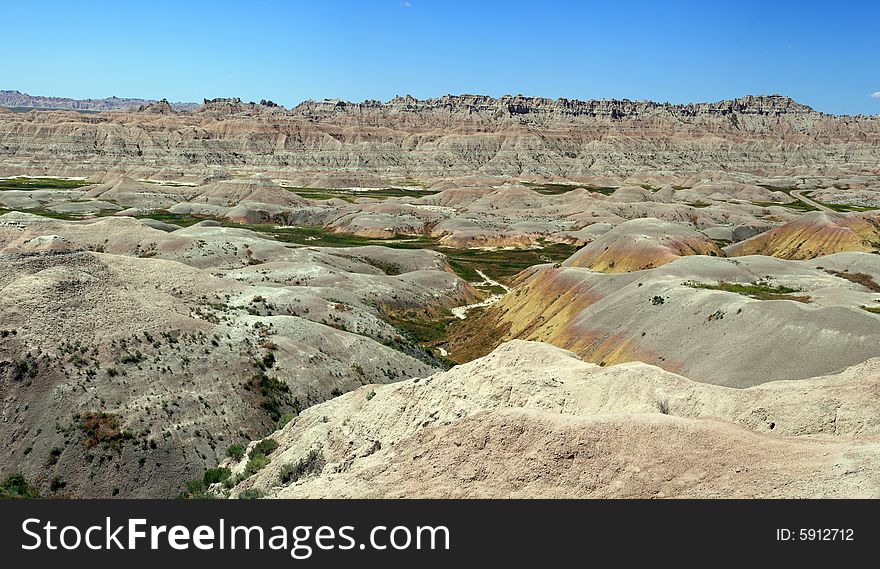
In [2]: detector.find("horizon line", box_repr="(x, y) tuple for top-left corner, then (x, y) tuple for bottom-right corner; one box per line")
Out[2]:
(4, 88), (880, 118)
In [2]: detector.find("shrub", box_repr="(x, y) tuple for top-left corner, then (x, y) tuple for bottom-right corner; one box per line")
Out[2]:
(47, 447), (62, 466)
(244, 454), (269, 476)
(203, 467), (231, 486)
(12, 357), (38, 380)
(275, 413), (296, 430)
(178, 478), (212, 499)
(279, 450), (325, 485)
(79, 411), (132, 449)
(247, 371), (296, 422)
(250, 438), (278, 458)
(186, 479), (205, 494)
(657, 399), (670, 415)
(120, 351), (144, 364)
(50, 477), (67, 492)
(226, 443), (245, 461)
(239, 488), (265, 500)
(0, 474), (40, 499)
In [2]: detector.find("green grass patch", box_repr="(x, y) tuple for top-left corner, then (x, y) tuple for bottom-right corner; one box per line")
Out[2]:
(156, 213), (577, 285)
(388, 314), (452, 346)
(0, 205), (576, 284)
(0, 207), (94, 220)
(817, 202), (879, 213)
(754, 186), (818, 212)
(861, 305), (880, 314)
(752, 200), (815, 212)
(522, 181), (617, 195)
(442, 241), (577, 284)
(135, 212), (214, 227)
(477, 284), (508, 295)
(686, 280), (811, 302)
(0, 177), (93, 190)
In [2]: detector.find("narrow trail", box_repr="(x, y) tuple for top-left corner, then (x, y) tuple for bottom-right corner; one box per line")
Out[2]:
(451, 269), (511, 319)
(790, 189), (833, 213)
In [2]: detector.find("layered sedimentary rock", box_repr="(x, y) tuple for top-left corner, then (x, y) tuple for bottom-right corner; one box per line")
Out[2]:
(447, 252), (880, 387)
(725, 211), (880, 259)
(0, 212), (477, 497)
(0, 90), (197, 112)
(1, 94), (878, 180)
(561, 218), (723, 272)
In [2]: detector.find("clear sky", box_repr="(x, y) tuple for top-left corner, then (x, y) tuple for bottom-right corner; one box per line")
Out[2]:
(2, 0), (878, 115)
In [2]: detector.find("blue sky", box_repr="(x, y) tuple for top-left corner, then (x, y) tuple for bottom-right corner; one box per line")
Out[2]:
(2, 0), (878, 114)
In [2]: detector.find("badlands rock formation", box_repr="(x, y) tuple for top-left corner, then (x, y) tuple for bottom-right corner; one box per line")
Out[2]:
(448, 249), (880, 387)
(0, 90), (198, 112)
(561, 218), (723, 272)
(1, 94), (879, 180)
(1, 92), (879, 499)
(726, 211), (880, 259)
(0, 212), (476, 497)
(228, 341), (880, 499)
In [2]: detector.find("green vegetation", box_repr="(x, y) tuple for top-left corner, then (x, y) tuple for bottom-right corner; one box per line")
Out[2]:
(179, 462), (240, 498)
(861, 305), (880, 314)
(250, 438), (279, 458)
(816, 201), (879, 213)
(275, 413), (297, 430)
(0, 177), (93, 190)
(50, 477), (67, 492)
(441, 242), (578, 284)
(244, 453), (269, 476)
(47, 447), (62, 466)
(238, 488), (265, 499)
(246, 370), (299, 423)
(140, 180), (194, 187)
(686, 280), (811, 302)
(226, 443), (246, 461)
(203, 467), (232, 485)
(521, 181), (617, 195)
(0, 474), (41, 499)
(279, 449), (325, 485)
(388, 313), (452, 345)
(754, 186), (818, 212)
(753, 200), (815, 212)
(0, 207), (89, 220)
(217, 439), (280, 492)
(128, 211), (578, 285)
(12, 357), (38, 380)
(135, 212), (211, 227)
(119, 351), (144, 364)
